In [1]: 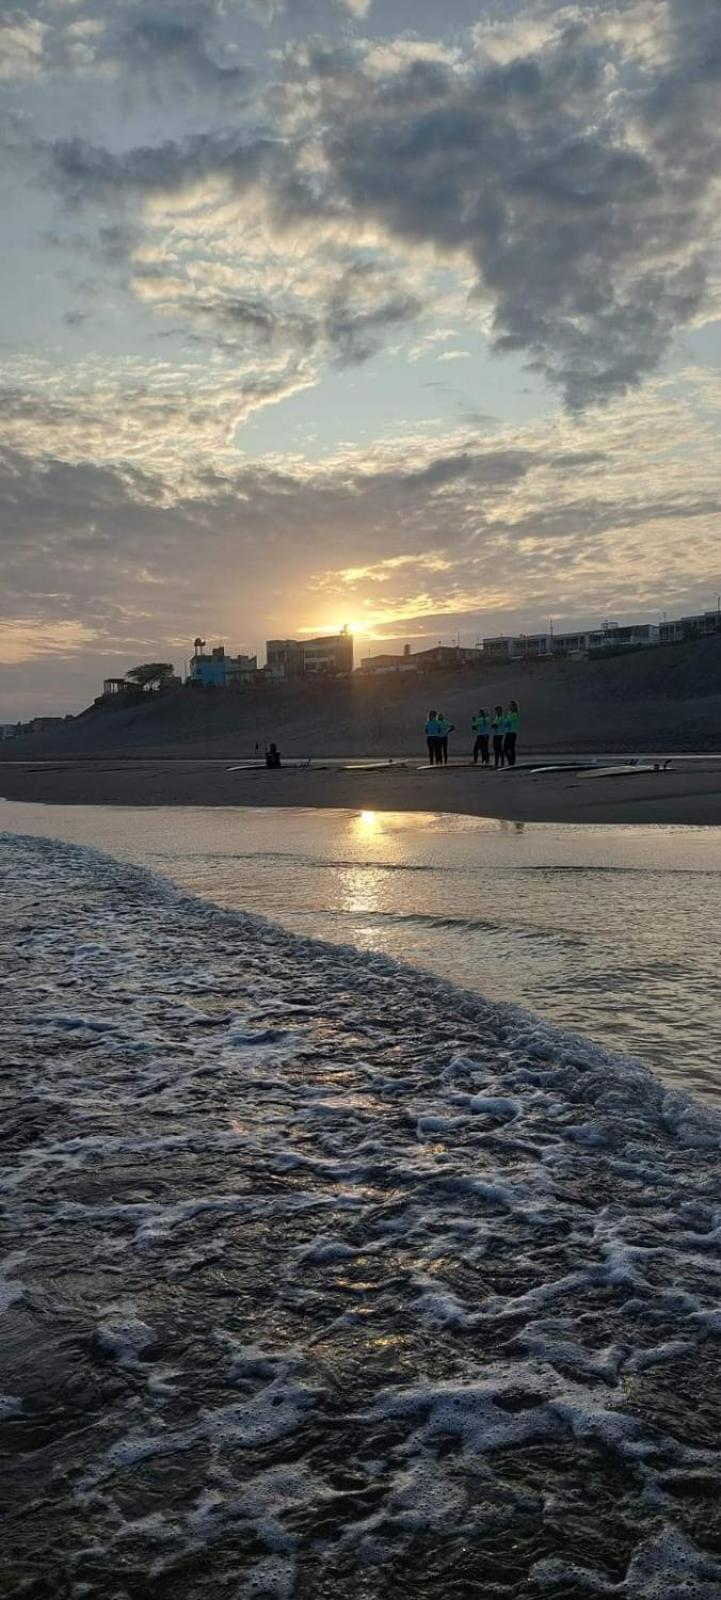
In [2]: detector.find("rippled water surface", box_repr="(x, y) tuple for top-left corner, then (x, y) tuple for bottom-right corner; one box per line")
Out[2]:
(1, 835), (721, 1599)
(1, 802), (720, 1101)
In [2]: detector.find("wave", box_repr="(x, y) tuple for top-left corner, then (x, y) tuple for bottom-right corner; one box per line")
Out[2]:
(1, 830), (720, 1599)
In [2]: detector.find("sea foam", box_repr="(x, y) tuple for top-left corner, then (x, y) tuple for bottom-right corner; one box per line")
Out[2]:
(1, 832), (720, 1598)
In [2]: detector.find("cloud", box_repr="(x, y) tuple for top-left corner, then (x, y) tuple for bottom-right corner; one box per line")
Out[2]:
(2, 366), (721, 715)
(42, 3), (721, 408)
(0, 13), (47, 81)
(0, 618), (98, 666)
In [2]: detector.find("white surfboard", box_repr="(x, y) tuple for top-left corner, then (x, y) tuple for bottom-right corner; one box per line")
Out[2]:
(577, 763), (660, 780)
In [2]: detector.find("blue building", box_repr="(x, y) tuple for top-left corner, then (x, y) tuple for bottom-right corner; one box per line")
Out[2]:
(189, 641), (258, 687)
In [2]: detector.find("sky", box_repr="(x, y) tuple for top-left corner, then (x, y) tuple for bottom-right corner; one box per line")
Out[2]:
(1, 0), (721, 717)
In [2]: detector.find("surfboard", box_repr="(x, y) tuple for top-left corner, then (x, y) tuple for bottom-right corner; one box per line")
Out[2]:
(227, 758), (402, 774)
(522, 762), (602, 774)
(227, 758), (312, 772)
(577, 763), (660, 780)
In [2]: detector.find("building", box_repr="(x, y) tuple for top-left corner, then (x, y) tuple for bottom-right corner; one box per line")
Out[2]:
(302, 628), (354, 677)
(659, 609), (721, 645)
(266, 639), (305, 682)
(359, 643), (482, 674)
(587, 623), (660, 654)
(359, 645), (417, 675)
(266, 628), (354, 679)
(482, 635), (550, 661)
(189, 642), (257, 688)
(483, 622), (660, 660)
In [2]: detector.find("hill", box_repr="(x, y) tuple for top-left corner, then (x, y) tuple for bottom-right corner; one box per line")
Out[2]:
(3, 634), (721, 759)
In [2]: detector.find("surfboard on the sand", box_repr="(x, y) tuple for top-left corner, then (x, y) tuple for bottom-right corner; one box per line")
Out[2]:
(227, 758), (312, 772)
(227, 758), (403, 773)
(577, 763), (662, 780)
(523, 762), (602, 774)
(338, 760), (404, 771)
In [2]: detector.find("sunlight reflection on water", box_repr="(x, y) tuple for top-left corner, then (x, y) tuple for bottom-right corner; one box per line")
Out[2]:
(2, 801), (720, 1100)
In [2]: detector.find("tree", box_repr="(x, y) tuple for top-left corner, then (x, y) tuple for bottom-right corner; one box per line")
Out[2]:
(125, 663), (175, 693)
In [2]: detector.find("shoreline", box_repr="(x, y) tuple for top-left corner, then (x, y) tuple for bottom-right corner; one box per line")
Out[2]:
(2, 755), (721, 825)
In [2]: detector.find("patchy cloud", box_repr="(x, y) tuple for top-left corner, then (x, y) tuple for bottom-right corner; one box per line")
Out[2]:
(41, 1), (721, 407)
(1, 1), (720, 714)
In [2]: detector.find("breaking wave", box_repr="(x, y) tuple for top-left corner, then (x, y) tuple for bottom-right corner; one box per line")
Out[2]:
(1, 833), (721, 1599)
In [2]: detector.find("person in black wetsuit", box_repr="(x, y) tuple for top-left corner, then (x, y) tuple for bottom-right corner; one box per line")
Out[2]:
(492, 706), (505, 768)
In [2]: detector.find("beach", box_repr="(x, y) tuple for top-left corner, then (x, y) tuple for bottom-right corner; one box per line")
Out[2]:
(2, 755), (721, 825)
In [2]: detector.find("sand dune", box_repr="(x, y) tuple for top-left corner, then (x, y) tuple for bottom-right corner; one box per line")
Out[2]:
(3, 634), (721, 763)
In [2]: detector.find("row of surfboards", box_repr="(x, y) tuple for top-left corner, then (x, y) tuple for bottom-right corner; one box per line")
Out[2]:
(227, 758), (672, 779)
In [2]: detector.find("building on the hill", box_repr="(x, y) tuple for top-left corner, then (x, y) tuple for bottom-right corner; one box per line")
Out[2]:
(303, 628), (354, 676)
(359, 643), (483, 674)
(189, 642), (258, 688)
(483, 622), (660, 661)
(265, 628), (353, 679)
(266, 639), (305, 681)
(659, 609), (721, 644)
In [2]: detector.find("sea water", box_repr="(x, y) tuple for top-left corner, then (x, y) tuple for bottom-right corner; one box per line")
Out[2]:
(0, 802), (720, 1101)
(1, 833), (720, 1598)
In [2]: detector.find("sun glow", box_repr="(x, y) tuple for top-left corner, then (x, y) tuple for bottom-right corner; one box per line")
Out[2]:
(355, 809), (380, 837)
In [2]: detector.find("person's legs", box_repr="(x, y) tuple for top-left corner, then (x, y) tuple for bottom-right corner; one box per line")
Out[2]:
(473, 736), (480, 764)
(504, 732), (517, 767)
(427, 737), (435, 763)
(441, 736), (448, 764)
(480, 736), (490, 766)
(494, 736), (504, 768)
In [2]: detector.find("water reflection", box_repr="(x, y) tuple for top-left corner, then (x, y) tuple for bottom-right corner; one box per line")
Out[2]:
(1, 801), (720, 1100)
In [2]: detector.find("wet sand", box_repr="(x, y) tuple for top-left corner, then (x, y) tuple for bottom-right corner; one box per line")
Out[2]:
(2, 756), (721, 825)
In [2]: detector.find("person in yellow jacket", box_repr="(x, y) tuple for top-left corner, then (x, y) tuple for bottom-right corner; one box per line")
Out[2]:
(503, 700), (519, 767)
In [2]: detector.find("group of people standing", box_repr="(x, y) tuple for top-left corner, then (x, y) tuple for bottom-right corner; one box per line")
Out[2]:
(424, 703), (519, 767)
(423, 711), (455, 765)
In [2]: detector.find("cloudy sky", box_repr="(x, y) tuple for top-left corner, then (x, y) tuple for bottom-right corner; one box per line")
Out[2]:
(1, 0), (720, 716)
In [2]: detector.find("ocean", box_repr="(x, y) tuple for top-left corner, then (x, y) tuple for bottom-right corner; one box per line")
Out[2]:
(1, 818), (721, 1597)
(1, 802), (720, 1101)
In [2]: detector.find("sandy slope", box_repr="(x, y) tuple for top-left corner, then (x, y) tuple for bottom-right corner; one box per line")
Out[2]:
(3, 634), (721, 761)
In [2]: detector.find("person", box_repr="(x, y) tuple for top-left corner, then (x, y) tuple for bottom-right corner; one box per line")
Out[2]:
(503, 700), (519, 767)
(437, 713), (454, 765)
(492, 705), (505, 768)
(265, 742), (281, 768)
(424, 710), (441, 764)
(472, 708), (490, 766)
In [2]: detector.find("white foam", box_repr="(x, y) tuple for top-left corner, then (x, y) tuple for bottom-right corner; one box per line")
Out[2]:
(3, 833), (721, 1595)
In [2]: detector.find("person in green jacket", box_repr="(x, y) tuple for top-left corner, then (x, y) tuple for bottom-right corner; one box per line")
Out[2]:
(472, 708), (490, 765)
(503, 700), (519, 766)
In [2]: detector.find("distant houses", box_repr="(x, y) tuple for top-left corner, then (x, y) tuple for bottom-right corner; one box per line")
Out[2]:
(15, 602), (718, 733)
(359, 643), (483, 675)
(0, 715), (75, 741)
(481, 608), (721, 662)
